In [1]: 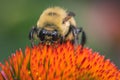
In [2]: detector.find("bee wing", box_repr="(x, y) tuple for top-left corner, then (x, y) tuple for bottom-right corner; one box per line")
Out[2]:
(63, 11), (75, 24)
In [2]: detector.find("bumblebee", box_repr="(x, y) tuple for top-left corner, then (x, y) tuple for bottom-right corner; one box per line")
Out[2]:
(29, 7), (86, 47)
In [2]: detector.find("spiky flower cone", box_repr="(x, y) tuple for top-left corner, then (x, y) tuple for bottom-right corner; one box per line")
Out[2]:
(0, 41), (120, 80)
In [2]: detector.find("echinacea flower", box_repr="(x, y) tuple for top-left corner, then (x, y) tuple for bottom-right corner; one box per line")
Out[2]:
(0, 41), (120, 80)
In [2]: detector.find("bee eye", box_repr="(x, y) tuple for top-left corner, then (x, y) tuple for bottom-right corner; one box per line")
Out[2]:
(52, 31), (59, 41)
(38, 29), (47, 41)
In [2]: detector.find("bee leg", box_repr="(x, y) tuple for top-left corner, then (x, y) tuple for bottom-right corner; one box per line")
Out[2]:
(76, 27), (86, 49)
(60, 36), (65, 44)
(29, 26), (38, 47)
(71, 26), (86, 49)
(71, 26), (79, 51)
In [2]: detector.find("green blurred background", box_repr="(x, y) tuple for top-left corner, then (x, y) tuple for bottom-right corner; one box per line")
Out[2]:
(0, 0), (120, 68)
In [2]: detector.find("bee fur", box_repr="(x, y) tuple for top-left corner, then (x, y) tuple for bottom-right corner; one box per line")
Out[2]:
(29, 6), (86, 48)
